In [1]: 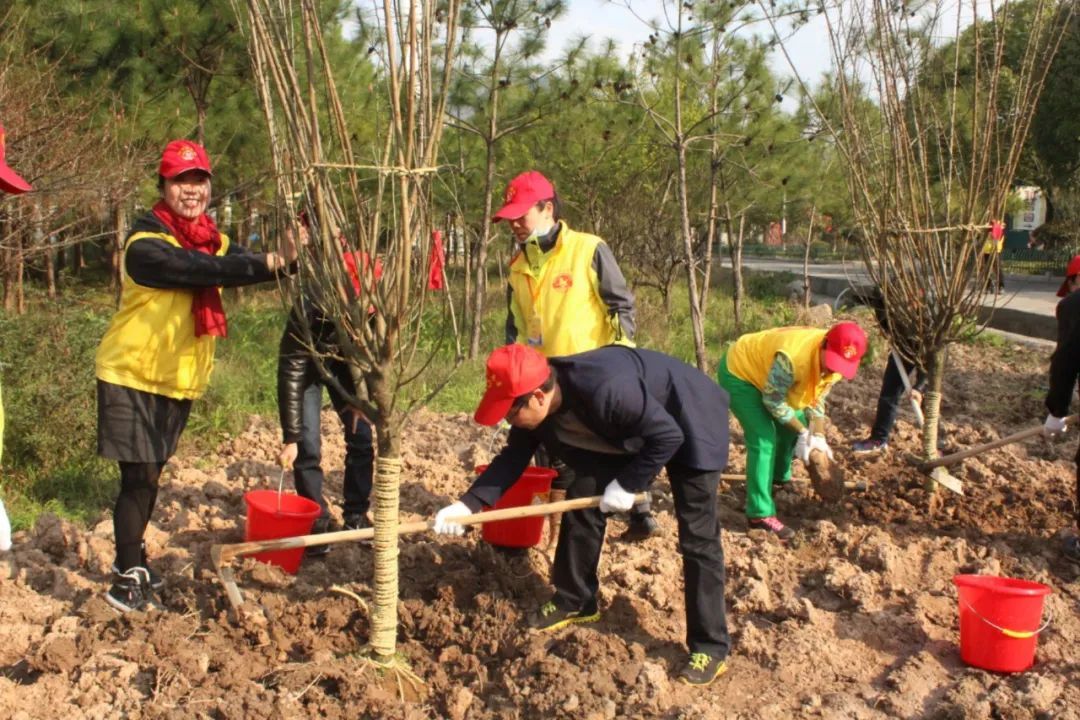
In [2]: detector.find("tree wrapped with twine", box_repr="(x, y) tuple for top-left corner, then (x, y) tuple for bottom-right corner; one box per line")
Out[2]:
(768, 0), (1072, 472)
(231, 0), (463, 675)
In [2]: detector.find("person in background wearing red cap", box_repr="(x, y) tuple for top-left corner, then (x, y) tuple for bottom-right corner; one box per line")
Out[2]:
(0, 123), (32, 554)
(1041, 254), (1080, 563)
(491, 170), (657, 542)
(717, 322), (867, 540)
(433, 344), (732, 686)
(94, 139), (301, 612)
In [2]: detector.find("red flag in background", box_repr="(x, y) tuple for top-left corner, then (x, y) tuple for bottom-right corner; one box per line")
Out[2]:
(428, 229), (446, 290)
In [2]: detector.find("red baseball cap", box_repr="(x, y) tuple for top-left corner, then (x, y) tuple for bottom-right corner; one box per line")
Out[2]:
(1057, 255), (1080, 297)
(474, 344), (551, 426)
(822, 321), (867, 380)
(492, 171), (555, 222)
(0, 125), (32, 195)
(158, 139), (212, 179)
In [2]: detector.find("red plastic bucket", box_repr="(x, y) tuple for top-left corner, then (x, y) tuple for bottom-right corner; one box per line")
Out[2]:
(244, 490), (322, 574)
(476, 465), (557, 548)
(952, 574), (1052, 673)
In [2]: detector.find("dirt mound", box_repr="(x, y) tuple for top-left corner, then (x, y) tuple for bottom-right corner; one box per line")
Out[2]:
(2, 343), (1079, 719)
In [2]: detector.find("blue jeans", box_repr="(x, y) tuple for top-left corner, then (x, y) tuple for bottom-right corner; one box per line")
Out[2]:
(293, 383), (374, 519)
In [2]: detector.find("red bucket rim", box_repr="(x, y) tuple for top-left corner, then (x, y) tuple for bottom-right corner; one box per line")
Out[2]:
(952, 574), (1052, 597)
(244, 489), (322, 519)
(474, 464), (559, 480)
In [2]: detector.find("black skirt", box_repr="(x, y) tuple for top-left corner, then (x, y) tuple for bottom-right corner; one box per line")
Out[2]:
(97, 380), (193, 463)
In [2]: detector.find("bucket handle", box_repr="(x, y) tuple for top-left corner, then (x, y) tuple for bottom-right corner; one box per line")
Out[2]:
(275, 468), (285, 514)
(960, 599), (1052, 639)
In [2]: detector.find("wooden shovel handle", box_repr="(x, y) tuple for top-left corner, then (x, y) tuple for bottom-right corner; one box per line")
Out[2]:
(919, 414), (1078, 470)
(214, 491), (649, 564)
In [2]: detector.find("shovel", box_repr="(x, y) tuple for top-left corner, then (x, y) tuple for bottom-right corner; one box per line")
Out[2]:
(210, 491), (649, 613)
(891, 350), (924, 428)
(920, 415), (1078, 473)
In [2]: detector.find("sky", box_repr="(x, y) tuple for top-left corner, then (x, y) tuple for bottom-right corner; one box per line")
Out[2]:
(541, 0), (834, 108)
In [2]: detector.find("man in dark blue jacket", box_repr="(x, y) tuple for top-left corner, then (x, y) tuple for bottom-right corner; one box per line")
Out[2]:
(1042, 254), (1080, 563)
(434, 344), (732, 686)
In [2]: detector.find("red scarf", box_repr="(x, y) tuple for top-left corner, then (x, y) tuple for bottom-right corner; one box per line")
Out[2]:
(152, 200), (228, 338)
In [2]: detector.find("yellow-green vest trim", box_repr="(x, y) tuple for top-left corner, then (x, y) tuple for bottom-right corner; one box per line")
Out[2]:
(507, 221), (633, 358)
(95, 230), (230, 400)
(725, 326), (840, 410)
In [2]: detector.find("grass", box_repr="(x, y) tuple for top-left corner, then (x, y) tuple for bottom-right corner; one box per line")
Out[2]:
(0, 266), (804, 530)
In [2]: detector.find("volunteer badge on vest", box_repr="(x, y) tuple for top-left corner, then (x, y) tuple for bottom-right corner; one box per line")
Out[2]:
(552, 273), (573, 291)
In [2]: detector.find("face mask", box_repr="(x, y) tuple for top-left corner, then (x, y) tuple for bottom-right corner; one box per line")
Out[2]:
(519, 222), (555, 246)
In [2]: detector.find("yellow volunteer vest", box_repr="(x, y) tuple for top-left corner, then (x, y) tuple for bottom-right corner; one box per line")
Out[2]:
(95, 230), (230, 400)
(508, 221), (632, 357)
(0, 378), (4, 464)
(725, 326), (840, 410)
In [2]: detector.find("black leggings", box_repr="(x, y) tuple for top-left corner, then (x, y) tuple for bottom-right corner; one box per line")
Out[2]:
(113, 461), (165, 571)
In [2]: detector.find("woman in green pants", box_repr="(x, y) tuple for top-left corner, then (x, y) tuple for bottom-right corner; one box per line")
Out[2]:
(718, 322), (866, 540)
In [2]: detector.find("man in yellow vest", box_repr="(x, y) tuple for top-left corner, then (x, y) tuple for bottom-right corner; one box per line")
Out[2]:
(493, 170), (657, 541)
(717, 322), (867, 540)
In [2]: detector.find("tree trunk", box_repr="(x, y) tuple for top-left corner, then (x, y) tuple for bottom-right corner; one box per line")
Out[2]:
(802, 234), (812, 309)
(112, 204), (128, 304)
(921, 345), (947, 468)
(73, 241), (85, 275)
(675, 140), (707, 371)
(728, 212), (745, 332)
(369, 446), (402, 659)
(467, 137), (498, 359)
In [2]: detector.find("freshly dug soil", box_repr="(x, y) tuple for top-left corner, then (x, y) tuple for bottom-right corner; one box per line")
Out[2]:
(1, 340), (1078, 719)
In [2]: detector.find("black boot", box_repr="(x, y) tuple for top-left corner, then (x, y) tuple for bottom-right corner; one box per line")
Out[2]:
(306, 517), (332, 558)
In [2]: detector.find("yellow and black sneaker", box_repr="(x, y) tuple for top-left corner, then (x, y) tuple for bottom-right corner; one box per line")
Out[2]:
(678, 653), (728, 686)
(526, 600), (600, 632)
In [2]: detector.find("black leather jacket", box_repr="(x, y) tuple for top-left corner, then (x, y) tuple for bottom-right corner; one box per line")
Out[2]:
(276, 300), (359, 443)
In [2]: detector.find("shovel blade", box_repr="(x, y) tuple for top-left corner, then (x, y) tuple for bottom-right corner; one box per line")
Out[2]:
(930, 467), (964, 495)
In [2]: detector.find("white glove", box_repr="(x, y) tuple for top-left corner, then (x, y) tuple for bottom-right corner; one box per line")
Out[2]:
(1043, 414), (1068, 437)
(598, 479), (636, 514)
(433, 501), (472, 536)
(796, 431), (834, 463)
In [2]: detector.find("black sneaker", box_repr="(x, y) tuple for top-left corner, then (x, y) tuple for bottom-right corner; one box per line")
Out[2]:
(105, 567), (154, 613)
(112, 562), (163, 592)
(679, 652), (729, 686)
(621, 513), (660, 542)
(343, 513), (371, 532)
(306, 517), (332, 558)
(526, 599), (600, 632)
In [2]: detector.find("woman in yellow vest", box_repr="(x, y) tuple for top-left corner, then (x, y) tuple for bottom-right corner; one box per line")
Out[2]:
(95, 140), (297, 612)
(493, 170), (657, 541)
(717, 322), (867, 540)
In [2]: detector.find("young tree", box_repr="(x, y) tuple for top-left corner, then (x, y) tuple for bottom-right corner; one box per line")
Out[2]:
(768, 0), (1073, 473)
(235, 0), (463, 681)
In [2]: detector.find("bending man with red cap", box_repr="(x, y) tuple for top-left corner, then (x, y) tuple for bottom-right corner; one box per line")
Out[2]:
(490, 170), (657, 542)
(95, 140), (300, 612)
(718, 322), (867, 540)
(434, 344), (732, 686)
(1041, 254), (1080, 563)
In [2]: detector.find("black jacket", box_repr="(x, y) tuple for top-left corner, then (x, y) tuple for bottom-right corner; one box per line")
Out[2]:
(1046, 290), (1080, 417)
(461, 346), (730, 510)
(125, 214), (278, 289)
(276, 301), (359, 443)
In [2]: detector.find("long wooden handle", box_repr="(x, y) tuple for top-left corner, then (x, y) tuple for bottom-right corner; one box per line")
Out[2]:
(920, 415), (1078, 470)
(215, 492), (649, 564)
